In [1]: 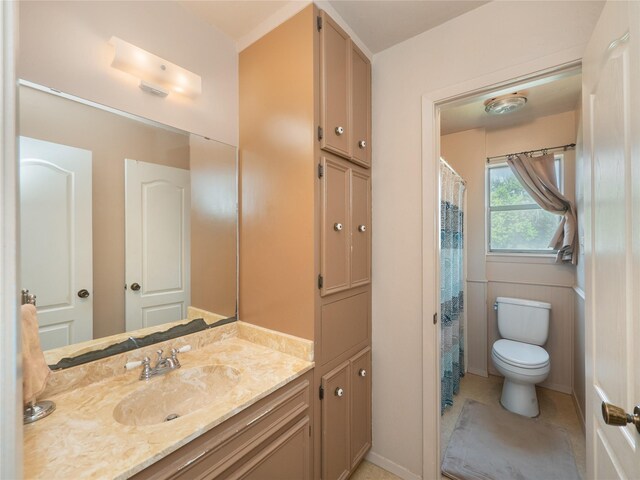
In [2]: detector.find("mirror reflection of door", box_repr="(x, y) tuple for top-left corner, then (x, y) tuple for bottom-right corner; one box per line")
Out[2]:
(19, 136), (93, 350)
(125, 159), (191, 331)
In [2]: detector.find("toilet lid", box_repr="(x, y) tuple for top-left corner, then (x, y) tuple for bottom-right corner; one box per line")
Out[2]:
(492, 339), (549, 369)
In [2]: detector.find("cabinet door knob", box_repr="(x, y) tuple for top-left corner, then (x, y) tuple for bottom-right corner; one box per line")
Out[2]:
(358, 225), (366, 233)
(358, 140), (366, 149)
(358, 368), (367, 377)
(334, 223), (343, 232)
(335, 126), (344, 136)
(130, 283), (141, 291)
(77, 289), (90, 299)
(335, 387), (345, 397)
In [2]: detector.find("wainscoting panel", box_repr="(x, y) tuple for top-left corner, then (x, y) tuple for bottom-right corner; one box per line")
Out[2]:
(487, 282), (574, 394)
(466, 280), (487, 376)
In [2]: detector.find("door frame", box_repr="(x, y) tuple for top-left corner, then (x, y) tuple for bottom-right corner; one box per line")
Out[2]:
(420, 48), (584, 478)
(0, 1), (21, 478)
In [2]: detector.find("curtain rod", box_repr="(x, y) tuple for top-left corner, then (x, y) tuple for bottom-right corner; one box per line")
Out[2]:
(486, 143), (576, 163)
(440, 157), (467, 185)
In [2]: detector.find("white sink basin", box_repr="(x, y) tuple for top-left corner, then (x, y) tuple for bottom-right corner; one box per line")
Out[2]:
(113, 364), (241, 426)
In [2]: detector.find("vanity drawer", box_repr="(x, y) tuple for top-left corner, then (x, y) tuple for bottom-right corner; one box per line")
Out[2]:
(320, 292), (369, 365)
(132, 372), (312, 480)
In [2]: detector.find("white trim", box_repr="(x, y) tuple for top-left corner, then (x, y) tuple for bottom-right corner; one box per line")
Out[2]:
(366, 451), (422, 480)
(0, 1), (21, 478)
(237, 1), (311, 53)
(467, 367), (489, 378)
(237, 1), (373, 60)
(573, 285), (585, 300)
(422, 47), (584, 480)
(572, 390), (586, 433)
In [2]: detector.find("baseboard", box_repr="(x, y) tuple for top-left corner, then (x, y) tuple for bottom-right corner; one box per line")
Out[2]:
(366, 451), (422, 480)
(538, 382), (572, 395)
(467, 367), (488, 377)
(572, 390), (586, 434)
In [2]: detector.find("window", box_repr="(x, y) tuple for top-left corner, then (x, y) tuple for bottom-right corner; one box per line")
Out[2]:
(487, 156), (562, 253)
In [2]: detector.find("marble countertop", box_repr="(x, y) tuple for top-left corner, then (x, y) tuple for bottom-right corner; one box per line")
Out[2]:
(24, 329), (314, 480)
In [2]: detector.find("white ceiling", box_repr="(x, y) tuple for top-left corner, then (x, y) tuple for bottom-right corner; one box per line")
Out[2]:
(180, 1), (292, 41)
(328, 1), (489, 53)
(440, 73), (582, 135)
(180, 0), (489, 54)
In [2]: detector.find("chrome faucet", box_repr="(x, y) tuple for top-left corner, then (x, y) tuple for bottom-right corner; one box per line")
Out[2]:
(125, 345), (191, 381)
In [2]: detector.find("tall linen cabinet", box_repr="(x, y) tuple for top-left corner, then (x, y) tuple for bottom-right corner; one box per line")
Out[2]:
(239, 5), (372, 480)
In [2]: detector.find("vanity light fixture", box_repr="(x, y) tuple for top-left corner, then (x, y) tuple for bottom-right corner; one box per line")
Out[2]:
(109, 37), (202, 98)
(484, 93), (527, 115)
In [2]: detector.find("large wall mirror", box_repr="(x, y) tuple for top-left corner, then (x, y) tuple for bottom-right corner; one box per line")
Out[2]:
(19, 82), (237, 362)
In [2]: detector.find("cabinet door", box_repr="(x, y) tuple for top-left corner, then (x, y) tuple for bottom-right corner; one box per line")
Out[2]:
(232, 417), (311, 480)
(350, 169), (371, 287)
(350, 44), (371, 168)
(321, 157), (350, 296)
(322, 362), (351, 480)
(350, 348), (371, 468)
(320, 11), (351, 159)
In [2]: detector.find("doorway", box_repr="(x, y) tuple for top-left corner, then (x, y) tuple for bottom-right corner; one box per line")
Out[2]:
(422, 60), (586, 479)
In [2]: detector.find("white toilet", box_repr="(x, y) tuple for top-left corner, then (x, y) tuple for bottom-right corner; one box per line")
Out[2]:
(491, 296), (551, 417)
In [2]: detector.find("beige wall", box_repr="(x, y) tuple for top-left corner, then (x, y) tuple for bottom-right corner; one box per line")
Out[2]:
(190, 135), (237, 318)
(441, 110), (578, 394)
(371, 1), (604, 471)
(18, 1), (238, 146)
(19, 86), (190, 339)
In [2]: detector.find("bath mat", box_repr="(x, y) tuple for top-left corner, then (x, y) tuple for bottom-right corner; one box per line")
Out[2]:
(441, 399), (580, 480)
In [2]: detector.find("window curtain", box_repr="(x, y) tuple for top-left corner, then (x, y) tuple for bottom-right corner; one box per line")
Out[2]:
(507, 153), (578, 263)
(440, 162), (465, 414)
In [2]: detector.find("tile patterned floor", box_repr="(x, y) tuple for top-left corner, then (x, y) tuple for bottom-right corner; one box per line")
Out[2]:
(440, 373), (586, 479)
(351, 460), (402, 480)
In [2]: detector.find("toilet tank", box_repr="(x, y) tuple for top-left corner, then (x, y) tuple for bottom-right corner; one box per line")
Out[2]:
(496, 297), (551, 345)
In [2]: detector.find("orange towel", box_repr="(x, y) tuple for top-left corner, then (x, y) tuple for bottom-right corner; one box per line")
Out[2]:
(21, 304), (50, 406)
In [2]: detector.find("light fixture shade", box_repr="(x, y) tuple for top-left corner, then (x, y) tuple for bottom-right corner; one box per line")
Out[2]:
(109, 36), (202, 97)
(484, 94), (527, 115)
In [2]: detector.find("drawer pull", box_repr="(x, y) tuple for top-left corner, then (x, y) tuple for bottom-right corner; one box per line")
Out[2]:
(335, 126), (344, 136)
(358, 225), (366, 233)
(358, 368), (367, 377)
(358, 140), (366, 149)
(334, 223), (343, 232)
(335, 387), (345, 397)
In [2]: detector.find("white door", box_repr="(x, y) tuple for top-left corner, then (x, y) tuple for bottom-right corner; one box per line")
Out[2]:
(583, 1), (640, 478)
(125, 159), (190, 331)
(19, 136), (93, 350)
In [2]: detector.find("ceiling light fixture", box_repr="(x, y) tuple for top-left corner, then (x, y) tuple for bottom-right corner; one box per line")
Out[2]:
(484, 93), (527, 115)
(109, 37), (202, 98)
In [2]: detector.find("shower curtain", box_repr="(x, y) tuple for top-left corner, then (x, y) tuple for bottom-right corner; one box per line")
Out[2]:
(440, 160), (465, 414)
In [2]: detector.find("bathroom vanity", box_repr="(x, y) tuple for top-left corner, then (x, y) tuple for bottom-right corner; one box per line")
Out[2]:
(23, 321), (314, 479)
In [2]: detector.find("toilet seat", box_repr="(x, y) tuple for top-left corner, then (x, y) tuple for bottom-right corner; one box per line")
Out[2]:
(492, 339), (549, 369)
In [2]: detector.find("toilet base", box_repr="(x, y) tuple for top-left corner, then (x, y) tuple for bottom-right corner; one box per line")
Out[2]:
(500, 378), (539, 417)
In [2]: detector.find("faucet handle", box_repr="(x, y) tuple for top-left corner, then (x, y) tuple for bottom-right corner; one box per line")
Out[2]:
(139, 356), (152, 380)
(155, 349), (164, 365)
(170, 348), (181, 368)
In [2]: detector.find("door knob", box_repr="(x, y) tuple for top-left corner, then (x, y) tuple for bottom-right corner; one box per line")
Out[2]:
(130, 283), (141, 291)
(358, 368), (367, 377)
(358, 224), (366, 232)
(358, 140), (366, 149)
(334, 223), (343, 231)
(335, 126), (344, 136)
(601, 402), (640, 433)
(77, 289), (90, 299)
(335, 387), (345, 397)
